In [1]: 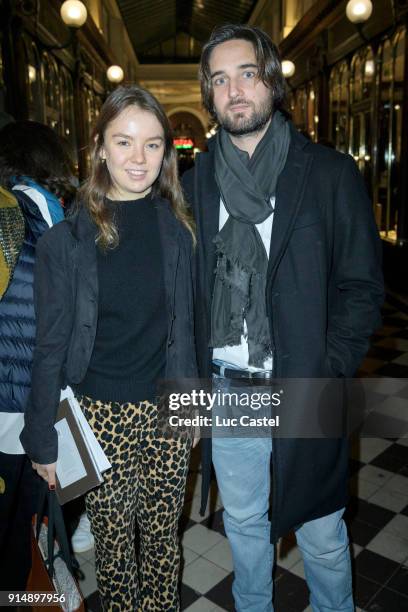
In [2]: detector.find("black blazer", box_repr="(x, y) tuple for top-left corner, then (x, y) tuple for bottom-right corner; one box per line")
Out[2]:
(182, 124), (384, 541)
(20, 198), (197, 464)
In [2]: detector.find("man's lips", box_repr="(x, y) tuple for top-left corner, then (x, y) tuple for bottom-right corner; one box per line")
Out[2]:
(229, 104), (250, 112)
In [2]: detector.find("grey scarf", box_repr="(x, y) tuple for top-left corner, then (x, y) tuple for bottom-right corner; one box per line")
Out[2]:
(210, 110), (290, 367)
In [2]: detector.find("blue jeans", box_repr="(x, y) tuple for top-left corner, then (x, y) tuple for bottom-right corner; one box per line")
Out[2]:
(212, 375), (354, 612)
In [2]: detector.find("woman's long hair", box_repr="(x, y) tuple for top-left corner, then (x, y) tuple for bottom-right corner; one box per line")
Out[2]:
(79, 85), (195, 249)
(0, 121), (76, 203)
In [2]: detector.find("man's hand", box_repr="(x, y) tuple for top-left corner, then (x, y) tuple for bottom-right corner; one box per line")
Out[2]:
(32, 462), (57, 489)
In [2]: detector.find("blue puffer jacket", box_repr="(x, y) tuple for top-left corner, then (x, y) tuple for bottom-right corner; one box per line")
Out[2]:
(0, 187), (63, 413)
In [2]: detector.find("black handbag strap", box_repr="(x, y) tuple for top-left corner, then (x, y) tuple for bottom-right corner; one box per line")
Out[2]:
(35, 482), (73, 577)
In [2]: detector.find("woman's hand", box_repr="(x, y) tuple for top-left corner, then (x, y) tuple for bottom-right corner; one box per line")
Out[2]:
(32, 462), (57, 489)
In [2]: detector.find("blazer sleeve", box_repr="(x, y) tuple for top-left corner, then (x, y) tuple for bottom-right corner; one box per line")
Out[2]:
(20, 232), (72, 464)
(327, 154), (384, 377)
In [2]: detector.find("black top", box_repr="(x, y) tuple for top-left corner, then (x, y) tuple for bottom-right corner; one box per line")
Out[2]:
(76, 193), (167, 403)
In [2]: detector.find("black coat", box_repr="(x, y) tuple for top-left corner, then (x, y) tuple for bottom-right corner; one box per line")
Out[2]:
(182, 124), (384, 542)
(20, 198), (197, 464)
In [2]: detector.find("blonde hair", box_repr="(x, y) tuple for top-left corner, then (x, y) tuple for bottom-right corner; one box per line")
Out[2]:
(78, 85), (195, 249)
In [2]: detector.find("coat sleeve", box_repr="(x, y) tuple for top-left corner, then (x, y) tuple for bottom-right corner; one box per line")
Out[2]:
(327, 154), (384, 377)
(20, 232), (72, 464)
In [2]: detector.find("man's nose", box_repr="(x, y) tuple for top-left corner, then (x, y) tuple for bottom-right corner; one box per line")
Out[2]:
(228, 77), (243, 99)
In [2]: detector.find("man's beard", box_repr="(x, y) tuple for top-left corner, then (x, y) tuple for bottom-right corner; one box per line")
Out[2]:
(216, 95), (273, 136)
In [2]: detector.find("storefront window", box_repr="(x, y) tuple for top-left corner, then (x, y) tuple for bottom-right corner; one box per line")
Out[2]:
(59, 66), (77, 168)
(22, 36), (43, 122)
(41, 51), (60, 129)
(377, 31), (405, 243)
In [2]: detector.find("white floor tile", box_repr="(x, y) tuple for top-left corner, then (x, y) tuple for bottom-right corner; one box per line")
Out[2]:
(181, 545), (200, 567)
(357, 465), (395, 487)
(77, 561), (98, 598)
(202, 537), (233, 572)
(351, 438), (392, 463)
(369, 486), (408, 512)
(372, 396), (408, 422)
(182, 557), (229, 594)
(276, 540), (302, 570)
(368, 378), (408, 395)
(349, 475), (381, 500)
(291, 558), (306, 579)
(392, 353), (408, 366)
(387, 473), (408, 496)
(382, 514), (408, 541)
(350, 542), (364, 559)
(181, 524), (224, 555)
(366, 530), (408, 564)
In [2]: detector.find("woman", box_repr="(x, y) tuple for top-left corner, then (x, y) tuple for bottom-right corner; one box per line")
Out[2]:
(0, 120), (75, 591)
(20, 86), (197, 611)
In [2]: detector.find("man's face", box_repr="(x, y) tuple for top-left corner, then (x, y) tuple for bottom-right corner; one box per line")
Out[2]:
(208, 39), (273, 136)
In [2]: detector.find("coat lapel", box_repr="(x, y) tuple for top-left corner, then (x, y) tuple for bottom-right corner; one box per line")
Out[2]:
(71, 207), (98, 299)
(195, 152), (220, 299)
(267, 127), (313, 283)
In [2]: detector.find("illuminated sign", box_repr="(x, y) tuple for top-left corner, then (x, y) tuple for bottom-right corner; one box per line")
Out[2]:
(174, 137), (194, 149)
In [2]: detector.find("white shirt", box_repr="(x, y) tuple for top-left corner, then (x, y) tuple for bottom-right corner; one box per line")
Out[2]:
(213, 197), (275, 372)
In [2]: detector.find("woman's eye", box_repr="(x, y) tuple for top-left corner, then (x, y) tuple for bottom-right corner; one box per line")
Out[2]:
(147, 143), (159, 150)
(117, 140), (129, 146)
(243, 71), (255, 78)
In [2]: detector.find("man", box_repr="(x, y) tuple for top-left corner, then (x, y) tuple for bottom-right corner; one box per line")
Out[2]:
(182, 24), (384, 612)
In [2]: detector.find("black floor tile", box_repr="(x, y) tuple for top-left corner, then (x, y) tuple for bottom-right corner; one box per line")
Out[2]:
(371, 443), (408, 472)
(354, 549), (400, 585)
(383, 316), (408, 328)
(366, 587), (408, 611)
(367, 347), (404, 361)
(84, 591), (102, 612)
(396, 384), (408, 399)
(205, 573), (235, 611)
(386, 565), (408, 597)
(347, 518), (380, 547)
(274, 571), (309, 612)
(201, 507), (226, 537)
(374, 363), (408, 377)
(353, 574), (382, 609)
(345, 497), (396, 529)
(391, 329), (408, 339)
(349, 458), (365, 477)
(180, 582), (201, 610)
(179, 515), (196, 535)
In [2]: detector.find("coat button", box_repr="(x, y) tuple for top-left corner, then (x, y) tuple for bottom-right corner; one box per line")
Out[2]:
(167, 340), (174, 347)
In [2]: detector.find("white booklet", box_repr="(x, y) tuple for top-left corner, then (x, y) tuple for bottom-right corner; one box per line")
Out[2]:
(55, 387), (111, 504)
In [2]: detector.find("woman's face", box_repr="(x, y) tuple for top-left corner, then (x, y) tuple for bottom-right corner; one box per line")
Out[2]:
(100, 105), (165, 200)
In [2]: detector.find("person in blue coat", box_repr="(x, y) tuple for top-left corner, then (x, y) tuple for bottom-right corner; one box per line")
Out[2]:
(0, 120), (75, 590)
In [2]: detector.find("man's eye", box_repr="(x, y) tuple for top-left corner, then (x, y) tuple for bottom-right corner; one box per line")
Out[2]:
(243, 71), (256, 78)
(214, 77), (226, 86)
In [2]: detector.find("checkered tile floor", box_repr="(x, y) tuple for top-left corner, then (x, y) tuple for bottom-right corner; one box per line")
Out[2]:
(77, 301), (408, 612)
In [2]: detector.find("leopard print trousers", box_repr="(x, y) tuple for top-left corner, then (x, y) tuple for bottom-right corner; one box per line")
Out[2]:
(78, 396), (192, 612)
